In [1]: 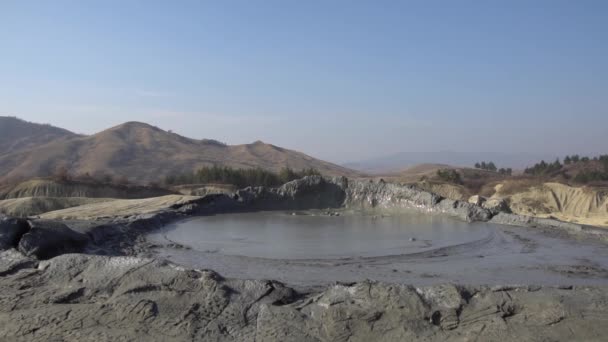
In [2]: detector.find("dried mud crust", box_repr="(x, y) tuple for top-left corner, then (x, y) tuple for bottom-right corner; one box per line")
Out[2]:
(1, 253), (608, 342)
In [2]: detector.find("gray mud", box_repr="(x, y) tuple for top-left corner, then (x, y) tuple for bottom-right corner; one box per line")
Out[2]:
(3, 253), (608, 341)
(148, 211), (608, 288)
(148, 211), (492, 259)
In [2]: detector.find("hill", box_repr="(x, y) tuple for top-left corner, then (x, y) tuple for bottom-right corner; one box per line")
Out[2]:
(375, 163), (509, 200)
(345, 151), (557, 173)
(0, 119), (360, 183)
(384, 160), (608, 228)
(0, 116), (77, 156)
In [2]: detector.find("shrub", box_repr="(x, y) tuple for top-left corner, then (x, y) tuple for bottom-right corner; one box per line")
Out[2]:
(474, 161), (498, 172)
(436, 169), (462, 184)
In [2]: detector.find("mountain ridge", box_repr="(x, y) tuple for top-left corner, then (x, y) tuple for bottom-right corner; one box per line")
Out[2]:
(0, 116), (78, 157)
(0, 117), (361, 183)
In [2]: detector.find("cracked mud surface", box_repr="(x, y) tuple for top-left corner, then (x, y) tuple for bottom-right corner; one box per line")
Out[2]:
(2, 252), (608, 342)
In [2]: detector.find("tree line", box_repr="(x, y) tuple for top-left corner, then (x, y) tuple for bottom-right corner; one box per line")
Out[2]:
(563, 154), (608, 165)
(570, 154), (608, 183)
(474, 161), (512, 176)
(51, 166), (134, 186)
(523, 155), (608, 184)
(523, 159), (563, 176)
(164, 165), (321, 188)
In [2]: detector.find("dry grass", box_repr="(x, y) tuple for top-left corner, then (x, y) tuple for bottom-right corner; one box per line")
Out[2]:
(0, 178), (174, 200)
(479, 177), (545, 197)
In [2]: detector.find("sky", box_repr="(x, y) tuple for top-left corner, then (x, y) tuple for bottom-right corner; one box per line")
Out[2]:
(1, 0), (607, 163)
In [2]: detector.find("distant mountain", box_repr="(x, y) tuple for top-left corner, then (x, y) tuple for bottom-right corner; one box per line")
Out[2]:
(344, 151), (559, 174)
(0, 116), (78, 156)
(0, 118), (361, 183)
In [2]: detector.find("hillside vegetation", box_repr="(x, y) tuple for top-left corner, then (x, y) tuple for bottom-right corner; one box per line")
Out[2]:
(165, 165), (321, 188)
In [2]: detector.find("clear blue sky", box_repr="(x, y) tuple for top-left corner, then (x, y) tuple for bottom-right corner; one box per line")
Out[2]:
(1, 0), (607, 163)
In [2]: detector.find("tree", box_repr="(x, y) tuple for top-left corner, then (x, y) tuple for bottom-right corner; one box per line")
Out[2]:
(487, 162), (497, 172)
(564, 156), (571, 165)
(552, 158), (562, 169)
(476, 161), (500, 172)
(524, 158), (563, 176)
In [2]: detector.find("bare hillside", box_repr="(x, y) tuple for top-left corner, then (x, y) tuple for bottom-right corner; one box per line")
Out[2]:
(0, 120), (360, 183)
(0, 116), (77, 156)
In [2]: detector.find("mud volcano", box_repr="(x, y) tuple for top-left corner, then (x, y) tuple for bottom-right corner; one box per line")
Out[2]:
(4, 176), (608, 341)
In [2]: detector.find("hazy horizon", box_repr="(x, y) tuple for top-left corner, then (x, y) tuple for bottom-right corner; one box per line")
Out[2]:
(2, 1), (607, 163)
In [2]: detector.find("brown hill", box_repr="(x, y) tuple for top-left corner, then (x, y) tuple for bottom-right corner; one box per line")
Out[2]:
(0, 116), (77, 156)
(377, 163), (509, 200)
(0, 120), (360, 183)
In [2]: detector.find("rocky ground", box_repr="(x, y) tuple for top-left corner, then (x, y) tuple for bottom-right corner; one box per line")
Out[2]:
(2, 176), (608, 341)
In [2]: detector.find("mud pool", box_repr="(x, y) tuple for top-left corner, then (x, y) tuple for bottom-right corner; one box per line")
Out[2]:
(147, 211), (608, 287)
